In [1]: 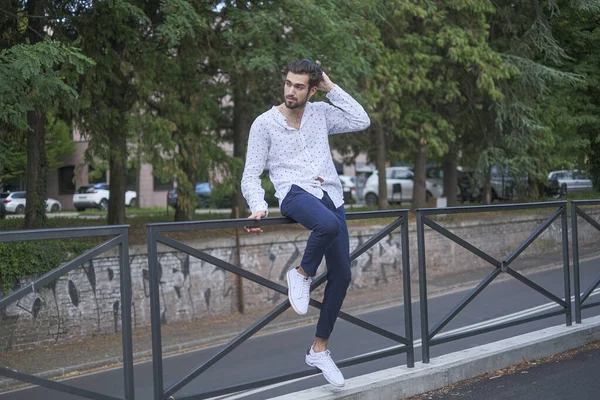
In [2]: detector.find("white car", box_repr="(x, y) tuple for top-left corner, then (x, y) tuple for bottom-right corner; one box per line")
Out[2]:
(363, 167), (442, 206)
(0, 191), (63, 213)
(73, 183), (137, 211)
(339, 175), (358, 203)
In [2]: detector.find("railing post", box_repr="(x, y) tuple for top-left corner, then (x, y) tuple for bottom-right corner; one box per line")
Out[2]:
(147, 226), (164, 400)
(561, 206), (572, 326)
(119, 228), (135, 400)
(416, 211), (430, 363)
(571, 202), (582, 323)
(401, 213), (414, 367)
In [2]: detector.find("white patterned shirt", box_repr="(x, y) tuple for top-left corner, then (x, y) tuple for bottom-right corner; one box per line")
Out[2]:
(241, 85), (370, 214)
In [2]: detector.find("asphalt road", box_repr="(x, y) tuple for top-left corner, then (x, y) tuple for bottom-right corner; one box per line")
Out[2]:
(2, 256), (600, 400)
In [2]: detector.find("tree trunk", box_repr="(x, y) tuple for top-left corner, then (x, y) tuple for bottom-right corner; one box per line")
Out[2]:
(412, 138), (428, 209)
(443, 150), (458, 207)
(23, 0), (47, 230)
(135, 137), (142, 208)
(174, 150), (198, 222)
(232, 84), (251, 218)
(24, 110), (47, 229)
(375, 122), (388, 209)
(107, 113), (127, 225)
(482, 169), (492, 205)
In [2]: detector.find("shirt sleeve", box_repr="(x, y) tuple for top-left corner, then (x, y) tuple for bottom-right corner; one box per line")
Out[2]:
(241, 117), (270, 215)
(323, 85), (371, 135)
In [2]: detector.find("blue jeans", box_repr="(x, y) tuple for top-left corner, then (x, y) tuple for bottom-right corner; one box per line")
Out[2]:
(281, 185), (351, 339)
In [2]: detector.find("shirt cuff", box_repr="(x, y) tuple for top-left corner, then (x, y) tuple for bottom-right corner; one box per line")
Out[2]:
(251, 204), (269, 217)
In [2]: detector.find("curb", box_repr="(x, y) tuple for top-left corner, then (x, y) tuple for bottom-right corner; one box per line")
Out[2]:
(268, 315), (600, 400)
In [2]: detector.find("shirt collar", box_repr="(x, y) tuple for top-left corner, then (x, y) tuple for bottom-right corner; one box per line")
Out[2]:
(271, 102), (314, 129)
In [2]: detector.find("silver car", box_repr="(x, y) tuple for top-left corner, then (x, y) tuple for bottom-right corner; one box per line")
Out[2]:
(547, 170), (593, 193)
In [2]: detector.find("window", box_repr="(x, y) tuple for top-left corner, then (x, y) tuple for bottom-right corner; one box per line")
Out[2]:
(58, 166), (76, 195)
(153, 176), (174, 191)
(393, 170), (413, 180)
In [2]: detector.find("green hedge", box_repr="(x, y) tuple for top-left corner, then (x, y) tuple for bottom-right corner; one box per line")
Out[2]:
(0, 240), (94, 294)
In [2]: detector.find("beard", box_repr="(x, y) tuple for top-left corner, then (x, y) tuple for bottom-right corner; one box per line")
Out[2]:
(285, 92), (310, 109)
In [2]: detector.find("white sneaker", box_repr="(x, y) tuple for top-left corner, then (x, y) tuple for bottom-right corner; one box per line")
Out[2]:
(286, 268), (311, 315)
(306, 347), (345, 387)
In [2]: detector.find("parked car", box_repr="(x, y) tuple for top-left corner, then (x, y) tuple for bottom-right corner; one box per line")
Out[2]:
(167, 182), (213, 209)
(363, 167), (441, 206)
(338, 175), (357, 203)
(546, 170), (593, 196)
(425, 166), (467, 201)
(72, 183), (137, 211)
(0, 191), (63, 213)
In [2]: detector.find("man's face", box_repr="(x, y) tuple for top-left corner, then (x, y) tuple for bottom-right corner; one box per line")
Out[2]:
(283, 72), (316, 109)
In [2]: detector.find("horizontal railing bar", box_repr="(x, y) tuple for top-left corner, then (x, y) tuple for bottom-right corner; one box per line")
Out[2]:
(0, 225), (128, 243)
(429, 268), (501, 338)
(571, 200), (600, 206)
(172, 346), (408, 400)
(505, 268), (568, 307)
(147, 210), (408, 233)
(345, 210), (408, 220)
(581, 301), (600, 311)
(417, 201), (566, 216)
(422, 217), (501, 268)
(0, 367), (123, 400)
(504, 207), (563, 266)
(0, 235), (123, 310)
(576, 207), (600, 233)
(429, 309), (566, 346)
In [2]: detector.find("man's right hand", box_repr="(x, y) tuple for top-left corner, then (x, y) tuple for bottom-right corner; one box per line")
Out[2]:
(245, 210), (266, 235)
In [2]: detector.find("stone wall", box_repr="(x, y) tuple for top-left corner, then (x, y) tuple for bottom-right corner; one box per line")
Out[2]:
(1, 209), (599, 351)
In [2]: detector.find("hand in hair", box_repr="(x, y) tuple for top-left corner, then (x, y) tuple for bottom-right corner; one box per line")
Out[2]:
(316, 72), (336, 92)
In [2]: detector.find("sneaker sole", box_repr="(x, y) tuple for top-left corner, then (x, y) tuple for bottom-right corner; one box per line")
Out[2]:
(286, 271), (307, 315)
(306, 358), (345, 388)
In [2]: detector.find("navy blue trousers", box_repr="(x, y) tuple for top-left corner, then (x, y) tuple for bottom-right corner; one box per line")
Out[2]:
(281, 185), (351, 339)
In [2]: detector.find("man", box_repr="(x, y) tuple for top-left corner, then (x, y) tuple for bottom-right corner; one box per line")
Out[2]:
(241, 59), (370, 387)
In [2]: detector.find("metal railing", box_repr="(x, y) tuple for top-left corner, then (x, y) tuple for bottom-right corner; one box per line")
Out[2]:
(416, 201), (571, 363)
(0, 225), (134, 400)
(571, 200), (600, 323)
(146, 210), (414, 400)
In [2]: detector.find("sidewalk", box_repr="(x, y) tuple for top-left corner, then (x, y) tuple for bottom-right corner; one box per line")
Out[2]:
(271, 315), (600, 400)
(406, 341), (600, 400)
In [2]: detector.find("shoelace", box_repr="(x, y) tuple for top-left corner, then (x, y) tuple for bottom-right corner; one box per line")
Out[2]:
(318, 350), (338, 372)
(301, 277), (311, 300)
